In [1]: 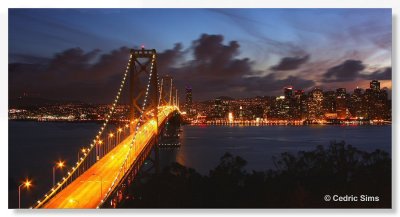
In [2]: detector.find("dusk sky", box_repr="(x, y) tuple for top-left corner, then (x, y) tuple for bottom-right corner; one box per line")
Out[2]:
(9, 9), (392, 103)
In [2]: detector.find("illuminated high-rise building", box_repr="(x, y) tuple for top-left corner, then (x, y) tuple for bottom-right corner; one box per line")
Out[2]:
(228, 112), (234, 123)
(283, 86), (294, 119)
(213, 98), (226, 118)
(336, 88), (346, 98)
(275, 96), (288, 119)
(335, 88), (348, 119)
(370, 80), (380, 91)
(185, 86), (193, 114)
(350, 87), (364, 118)
(307, 88), (324, 120)
(323, 91), (336, 113)
(284, 86), (293, 99)
(294, 90), (307, 119)
(365, 80), (390, 120)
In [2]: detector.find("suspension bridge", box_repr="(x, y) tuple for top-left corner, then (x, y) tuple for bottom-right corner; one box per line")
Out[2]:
(33, 48), (181, 208)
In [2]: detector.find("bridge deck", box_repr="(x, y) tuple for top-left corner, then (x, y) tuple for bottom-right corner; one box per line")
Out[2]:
(42, 106), (175, 208)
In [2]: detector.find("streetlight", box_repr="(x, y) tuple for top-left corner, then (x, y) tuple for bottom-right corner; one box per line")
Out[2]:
(117, 127), (122, 144)
(78, 148), (87, 172)
(108, 132), (114, 152)
(96, 140), (103, 160)
(92, 173), (103, 199)
(78, 147), (87, 161)
(18, 178), (31, 209)
(53, 161), (65, 186)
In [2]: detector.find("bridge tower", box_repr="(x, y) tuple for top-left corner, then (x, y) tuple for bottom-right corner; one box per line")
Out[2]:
(129, 47), (160, 175)
(129, 48), (159, 133)
(160, 75), (174, 106)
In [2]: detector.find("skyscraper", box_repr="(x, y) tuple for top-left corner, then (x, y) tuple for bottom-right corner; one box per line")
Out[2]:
(323, 91), (336, 113)
(283, 86), (294, 119)
(336, 88), (346, 98)
(284, 86), (294, 99)
(370, 80), (380, 91)
(365, 80), (390, 120)
(213, 98), (224, 118)
(307, 88), (324, 120)
(335, 88), (348, 119)
(294, 90), (307, 119)
(185, 86), (193, 114)
(350, 87), (364, 118)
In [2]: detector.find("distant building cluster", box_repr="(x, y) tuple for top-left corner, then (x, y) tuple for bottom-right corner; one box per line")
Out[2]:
(9, 104), (130, 122)
(183, 80), (391, 124)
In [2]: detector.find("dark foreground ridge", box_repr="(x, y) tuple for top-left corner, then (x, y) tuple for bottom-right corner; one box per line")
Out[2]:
(119, 141), (391, 208)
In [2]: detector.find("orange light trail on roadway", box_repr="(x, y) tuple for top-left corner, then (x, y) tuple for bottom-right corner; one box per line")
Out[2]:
(41, 106), (176, 208)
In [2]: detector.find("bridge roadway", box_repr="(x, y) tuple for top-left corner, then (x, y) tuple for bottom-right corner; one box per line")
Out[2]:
(42, 106), (176, 208)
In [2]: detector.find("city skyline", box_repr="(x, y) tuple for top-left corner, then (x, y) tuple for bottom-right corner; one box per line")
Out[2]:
(9, 8), (391, 103)
(9, 79), (391, 124)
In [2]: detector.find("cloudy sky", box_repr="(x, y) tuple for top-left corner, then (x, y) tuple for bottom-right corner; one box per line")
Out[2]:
(9, 9), (391, 103)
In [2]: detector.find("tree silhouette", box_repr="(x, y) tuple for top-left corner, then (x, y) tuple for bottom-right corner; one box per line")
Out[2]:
(119, 141), (391, 208)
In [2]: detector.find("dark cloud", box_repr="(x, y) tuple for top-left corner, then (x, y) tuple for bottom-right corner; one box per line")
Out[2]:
(164, 34), (252, 80)
(322, 59), (391, 83)
(189, 34), (245, 78)
(270, 55), (309, 71)
(9, 47), (130, 103)
(8, 44), (188, 103)
(10, 33), (389, 103)
(47, 48), (101, 80)
(166, 34), (315, 100)
(364, 67), (391, 80)
(157, 43), (184, 73)
(9, 53), (51, 64)
(90, 47), (130, 81)
(169, 34), (257, 99)
(7, 34), (316, 102)
(322, 60), (365, 83)
(241, 74), (315, 96)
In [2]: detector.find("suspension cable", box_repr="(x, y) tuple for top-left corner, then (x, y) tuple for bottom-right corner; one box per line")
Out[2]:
(97, 53), (156, 208)
(33, 54), (133, 208)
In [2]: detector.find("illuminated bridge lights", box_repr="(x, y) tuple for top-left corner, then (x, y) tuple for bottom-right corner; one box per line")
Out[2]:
(33, 48), (180, 209)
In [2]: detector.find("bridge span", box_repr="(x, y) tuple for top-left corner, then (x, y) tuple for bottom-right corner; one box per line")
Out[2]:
(36, 106), (177, 208)
(30, 48), (180, 209)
